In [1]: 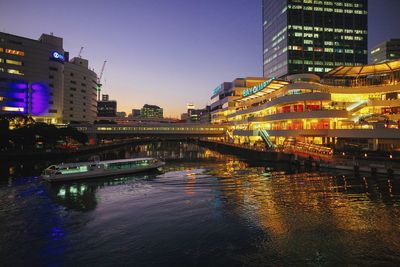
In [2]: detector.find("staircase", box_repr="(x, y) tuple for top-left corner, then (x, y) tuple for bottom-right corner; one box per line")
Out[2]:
(259, 130), (275, 148)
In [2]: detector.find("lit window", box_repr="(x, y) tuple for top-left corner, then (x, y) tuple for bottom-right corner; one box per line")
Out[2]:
(0, 58), (3, 63)
(7, 69), (24, 76)
(0, 48), (3, 52)
(5, 49), (25, 56)
(2, 107), (24, 112)
(6, 59), (22, 66)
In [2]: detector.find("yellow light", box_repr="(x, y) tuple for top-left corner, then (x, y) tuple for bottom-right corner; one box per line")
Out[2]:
(2, 107), (24, 112)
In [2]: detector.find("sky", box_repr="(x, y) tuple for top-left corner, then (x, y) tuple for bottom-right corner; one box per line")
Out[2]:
(0, 0), (399, 117)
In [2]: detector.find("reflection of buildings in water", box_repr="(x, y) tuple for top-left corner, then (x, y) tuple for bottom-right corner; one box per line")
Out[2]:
(215, 163), (400, 256)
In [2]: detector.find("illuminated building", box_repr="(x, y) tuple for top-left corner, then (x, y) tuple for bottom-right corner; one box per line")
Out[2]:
(141, 104), (163, 119)
(371, 39), (400, 64)
(262, 0), (368, 78)
(186, 103), (210, 122)
(215, 59), (400, 152)
(0, 32), (99, 124)
(210, 78), (274, 124)
(64, 57), (98, 123)
(0, 32), (65, 123)
(97, 94), (117, 117)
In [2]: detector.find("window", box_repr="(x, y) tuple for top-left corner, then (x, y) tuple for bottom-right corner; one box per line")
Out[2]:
(48, 109), (57, 113)
(49, 67), (58, 71)
(5, 49), (24, 56)
(5, 59), (22, 66)
(7, 69), (24, 76)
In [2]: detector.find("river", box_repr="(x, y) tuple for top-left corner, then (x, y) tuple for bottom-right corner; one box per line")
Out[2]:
(0, 141), (399, 266)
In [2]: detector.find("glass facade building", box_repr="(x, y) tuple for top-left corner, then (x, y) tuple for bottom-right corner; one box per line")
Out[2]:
(263, 0), (368, 78)
(371, 39), (400, 64)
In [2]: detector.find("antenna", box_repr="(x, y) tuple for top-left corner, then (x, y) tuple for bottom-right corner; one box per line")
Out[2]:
(78, 46), (84, 58)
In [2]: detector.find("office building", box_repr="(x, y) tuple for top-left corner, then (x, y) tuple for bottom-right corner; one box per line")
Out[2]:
(262, 0), (368, 78)
(0, 32), (99, 124)
(371, 39), (400, 63)
(97, 94), (117, 117)
(0, 32), (65, 123)
(141, 104), (163, 119)
(131, 109), (141, 118)
(64, 57), (98, 123)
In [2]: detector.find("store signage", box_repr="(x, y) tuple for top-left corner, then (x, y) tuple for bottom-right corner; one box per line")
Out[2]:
(243, 77), (275, 97)
(213, 85), (222, 96)
(51, 51), (65, 62)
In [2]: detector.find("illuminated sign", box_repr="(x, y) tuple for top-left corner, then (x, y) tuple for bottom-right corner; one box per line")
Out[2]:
(213, 85), (222, 96)
(51, 51), (65, 62)
(243, 77), (275, 97)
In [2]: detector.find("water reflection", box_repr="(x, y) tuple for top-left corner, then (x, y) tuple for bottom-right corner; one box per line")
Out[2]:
(0, 142), (400, 266)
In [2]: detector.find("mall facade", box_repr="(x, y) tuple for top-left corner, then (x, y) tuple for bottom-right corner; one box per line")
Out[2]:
(211, 59), (400, 152)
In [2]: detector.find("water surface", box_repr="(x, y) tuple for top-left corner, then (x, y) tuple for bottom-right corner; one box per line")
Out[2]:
(0, 142), (399, 266)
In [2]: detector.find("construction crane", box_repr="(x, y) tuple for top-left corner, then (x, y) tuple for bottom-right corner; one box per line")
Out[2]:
(97, 60), (107, 101)
(78, 46), (84, 58)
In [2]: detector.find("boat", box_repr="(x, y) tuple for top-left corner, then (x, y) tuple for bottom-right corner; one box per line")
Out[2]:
(41, 157), (165, 182)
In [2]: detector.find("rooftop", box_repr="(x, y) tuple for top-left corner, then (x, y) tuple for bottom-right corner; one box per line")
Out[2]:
(326, 59), (400, 77)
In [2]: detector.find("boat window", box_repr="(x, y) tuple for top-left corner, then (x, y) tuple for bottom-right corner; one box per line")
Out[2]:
(59, 165), (89, 174)
(107, 160), (150, 170)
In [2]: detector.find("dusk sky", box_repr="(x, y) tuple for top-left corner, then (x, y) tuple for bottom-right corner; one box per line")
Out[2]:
(1, 0), (399, 117)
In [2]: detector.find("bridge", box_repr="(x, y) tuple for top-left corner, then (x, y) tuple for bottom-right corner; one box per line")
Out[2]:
(73, 123), (227, 140)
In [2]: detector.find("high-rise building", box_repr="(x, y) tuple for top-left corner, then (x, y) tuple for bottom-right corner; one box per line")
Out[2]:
(64, 57), (98, 123)
(262, 0), (368, 78)
(371, 39), (400, 64)
(141, 104), (163, 119)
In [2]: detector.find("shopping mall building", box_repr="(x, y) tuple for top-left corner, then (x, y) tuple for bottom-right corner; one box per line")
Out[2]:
(211, 59), (400, 152)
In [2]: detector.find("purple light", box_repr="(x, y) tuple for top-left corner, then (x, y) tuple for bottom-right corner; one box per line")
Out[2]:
(14, 83), (28, 90)
(31, 82), (50, 116)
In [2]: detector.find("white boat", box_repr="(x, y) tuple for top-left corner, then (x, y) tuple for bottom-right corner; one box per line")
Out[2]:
(41, 157), (165, 182)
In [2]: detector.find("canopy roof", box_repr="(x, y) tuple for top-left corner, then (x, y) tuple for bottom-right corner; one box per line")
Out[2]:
(236, 79), (289, 103)
(326, 59), (400, 77)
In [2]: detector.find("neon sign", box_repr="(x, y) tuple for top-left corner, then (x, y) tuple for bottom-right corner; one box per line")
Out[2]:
(243, 77), (275, 97)
(212, 85), (222, 96)
(51, 51), (65, 62)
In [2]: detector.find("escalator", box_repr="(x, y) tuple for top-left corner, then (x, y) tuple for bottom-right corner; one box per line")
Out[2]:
(346, 100), (368, 113)
(259, 129), (275, 148)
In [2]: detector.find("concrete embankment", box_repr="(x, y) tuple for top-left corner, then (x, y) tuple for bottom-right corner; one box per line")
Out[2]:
(197, 140), (293, 162)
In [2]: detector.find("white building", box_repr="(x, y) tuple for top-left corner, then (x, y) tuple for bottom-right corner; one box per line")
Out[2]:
(64, 57), (98, 123)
